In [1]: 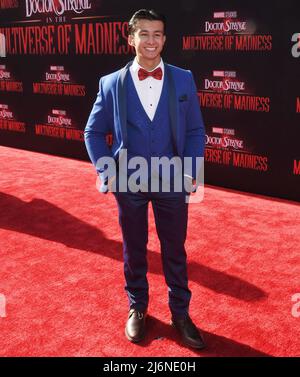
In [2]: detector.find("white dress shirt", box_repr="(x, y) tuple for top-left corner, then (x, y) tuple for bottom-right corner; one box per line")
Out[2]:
(129, 58), (164, 121)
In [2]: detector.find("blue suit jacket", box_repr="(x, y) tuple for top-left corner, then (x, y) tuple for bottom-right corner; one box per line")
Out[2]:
(84, 61), (205, 179)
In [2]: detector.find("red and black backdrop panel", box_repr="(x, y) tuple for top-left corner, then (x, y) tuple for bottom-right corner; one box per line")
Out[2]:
(0, 0), (299, 201)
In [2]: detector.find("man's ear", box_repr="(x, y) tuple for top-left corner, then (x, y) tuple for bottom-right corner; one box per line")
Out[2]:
(128, 35), (134, 46)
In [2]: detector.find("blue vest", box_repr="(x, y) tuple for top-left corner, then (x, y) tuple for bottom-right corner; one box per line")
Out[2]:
(125, 73), (175, 184)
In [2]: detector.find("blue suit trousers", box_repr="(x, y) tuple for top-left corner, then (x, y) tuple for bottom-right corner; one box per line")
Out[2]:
(113, 186), (192, 319)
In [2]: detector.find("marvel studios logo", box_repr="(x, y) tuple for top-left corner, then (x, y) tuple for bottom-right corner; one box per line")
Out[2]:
(212, 127), (235, 136)
(213, 11), (237, 19)
(213, 70), (236, 78)
(52, 109), (66, 116)
(50, 66), (64, 71)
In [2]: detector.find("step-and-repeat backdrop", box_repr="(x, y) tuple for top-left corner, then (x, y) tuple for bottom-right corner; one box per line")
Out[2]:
(0, 0), (299, 201)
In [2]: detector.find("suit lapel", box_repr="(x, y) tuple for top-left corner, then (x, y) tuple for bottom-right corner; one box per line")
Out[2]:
(117, 61), (133, 149)
(165, 63), (179, 155)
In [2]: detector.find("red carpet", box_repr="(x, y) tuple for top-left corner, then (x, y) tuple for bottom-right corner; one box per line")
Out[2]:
(0, 145), (299, 357)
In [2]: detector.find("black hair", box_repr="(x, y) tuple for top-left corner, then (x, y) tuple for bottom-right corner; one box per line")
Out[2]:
(128, 9), (166, 35)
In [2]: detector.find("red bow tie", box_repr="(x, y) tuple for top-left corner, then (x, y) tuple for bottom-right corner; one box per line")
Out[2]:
(138, 67), (163, 81)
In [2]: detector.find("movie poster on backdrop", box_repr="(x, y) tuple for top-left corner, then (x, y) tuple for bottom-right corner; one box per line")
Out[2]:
(280, 1), (300, 201)
(177, 0), (285, 198)
(29, 61), (89, 150)
(0, 61), (23, 92)
(33, 104), (84, 142)
(0, 0), (133, 159)
(0, 100), (26, 134)
(0, 1), (130, 56)
(199, 68), (270, 174)
(0, 60), (26, 135)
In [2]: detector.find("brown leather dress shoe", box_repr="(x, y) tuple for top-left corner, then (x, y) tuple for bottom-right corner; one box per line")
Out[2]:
(171, 315), (206, 349)
(125, 309), (147, 343)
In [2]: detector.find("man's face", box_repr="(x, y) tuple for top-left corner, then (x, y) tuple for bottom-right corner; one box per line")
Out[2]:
(128, 19), (166, 68)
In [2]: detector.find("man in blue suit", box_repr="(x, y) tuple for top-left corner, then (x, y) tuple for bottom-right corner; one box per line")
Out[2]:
(84, 9), (205, 349)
